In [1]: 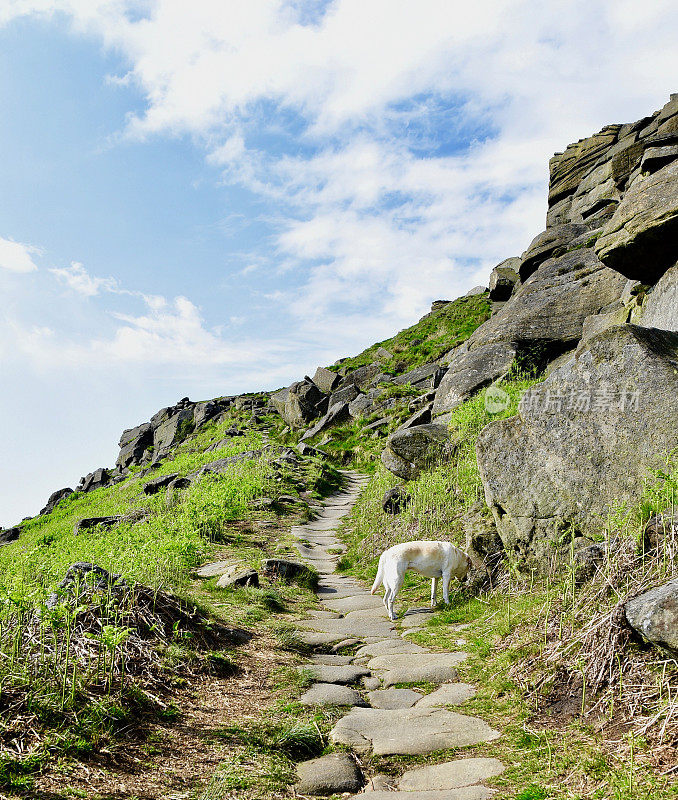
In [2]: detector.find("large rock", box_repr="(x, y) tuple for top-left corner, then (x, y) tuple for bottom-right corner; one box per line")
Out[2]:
(193, 398), (231, 428)
(143, 473), (179, 495)
(476, 325), (678, 563)
(433, 248), (627, 419)
(300, 402), (351, 441)
(381, 424), (451, 481)
(77, 467), (111, 493)
(40, 487), (73, 515)
(336, 363), (382, 392)
(277, 379), (324, 427)
(393, 362), (445, 390)
(519, 223), (589, 280)
(153, 404), (195, 457)
(296, 753), (363, 796)
(625, 579), (678, 654)
(596, 160), (678, 283)
(488, 257), (520, 301)
(313, 366), (341, 394)
(640, 262), (678, 332)
(74, 515), (123, 534)
(471, 249), (628, 355)
(329, 383), (360, 408)
(433, 343), (516, 419)
(0, 527), (21, 545)
(116, 422), (153, 469)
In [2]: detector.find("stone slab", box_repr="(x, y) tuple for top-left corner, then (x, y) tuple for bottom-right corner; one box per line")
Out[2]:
(311, 654), (354, 665)
(415, 683), (477, 708)
(330, 707), (501, 755)
(195, 560), (237, 578)
(303, 664), (370, 684)
(297, 630), (347, 647)
(296, 616), (397, 640)
(299, 683), (367, 707)
(399, 608), (437, 628)
(367, 652), (468, 687)
(399, 757), (504, 791)
(368, 688), (422, 709)
(354, 639), (429, 659)
(323, 594), (385, 613)
(306, 610), (342, 619)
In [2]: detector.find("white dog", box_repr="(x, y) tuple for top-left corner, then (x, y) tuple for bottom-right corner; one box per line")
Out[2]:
(371, 540), (472, 620)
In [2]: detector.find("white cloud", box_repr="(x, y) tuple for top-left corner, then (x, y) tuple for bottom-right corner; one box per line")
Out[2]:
(50, 261), (118, 295)
(0, 236), (40, 272)
(2, 0), (678, 353)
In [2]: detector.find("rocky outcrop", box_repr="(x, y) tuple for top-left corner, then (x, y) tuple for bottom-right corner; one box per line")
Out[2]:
(625, 579), (678, 654)
(0, 527), (21, 545)
(488, 258), (519, 301)
(476, 326), (678, 563)
(381, 424), (452, 481)
(116, 396), (232, 470)
(596, 160), (678, 283)
(117, 423), (153, 469)
(432, 95), (678, 424)
(77, 467), (111, 494)
(40, 487), (73, 515)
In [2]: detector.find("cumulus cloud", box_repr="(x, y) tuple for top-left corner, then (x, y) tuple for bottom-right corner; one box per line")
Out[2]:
(2, 0), (677, 351)
(0, 236), (40, 273)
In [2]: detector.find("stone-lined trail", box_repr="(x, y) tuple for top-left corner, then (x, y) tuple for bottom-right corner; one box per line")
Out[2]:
(291, 470), (504, 798)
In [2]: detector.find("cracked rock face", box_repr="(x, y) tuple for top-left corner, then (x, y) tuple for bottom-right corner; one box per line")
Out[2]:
(596, 160), (678, 283)
(476, 325), (678, 563)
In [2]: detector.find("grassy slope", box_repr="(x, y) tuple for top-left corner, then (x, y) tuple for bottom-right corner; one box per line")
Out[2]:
(329, 292), (492, 374)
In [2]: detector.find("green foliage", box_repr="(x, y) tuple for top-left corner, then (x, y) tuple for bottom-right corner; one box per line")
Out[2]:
(329, 293), (491, 375)
(375, 382), (420, 401)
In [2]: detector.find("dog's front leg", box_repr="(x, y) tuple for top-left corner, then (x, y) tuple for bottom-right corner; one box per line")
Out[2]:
(442, 570), (452, 605)
(430, 577), (438, 607)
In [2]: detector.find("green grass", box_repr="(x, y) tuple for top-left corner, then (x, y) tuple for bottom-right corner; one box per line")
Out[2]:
(329, 292), (492, 375)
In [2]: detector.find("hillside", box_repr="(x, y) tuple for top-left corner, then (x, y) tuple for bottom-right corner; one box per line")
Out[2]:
(0, 95), (677, 799)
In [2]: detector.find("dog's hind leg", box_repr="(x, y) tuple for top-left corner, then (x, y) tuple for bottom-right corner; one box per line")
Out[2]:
(389, 573), (404, 620)
(430, 577), (438, 607)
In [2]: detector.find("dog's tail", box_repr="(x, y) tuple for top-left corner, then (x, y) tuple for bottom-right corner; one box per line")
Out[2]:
(370, 554), (384, 595)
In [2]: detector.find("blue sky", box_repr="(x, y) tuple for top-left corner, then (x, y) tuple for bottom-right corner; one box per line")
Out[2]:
(1, 0), (677, 526)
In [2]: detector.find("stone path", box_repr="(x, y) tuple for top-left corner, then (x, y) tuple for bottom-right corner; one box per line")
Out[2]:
(291, 470), (503, 797)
